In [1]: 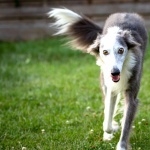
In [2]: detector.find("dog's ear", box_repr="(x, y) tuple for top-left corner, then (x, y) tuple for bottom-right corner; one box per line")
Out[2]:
(87, 34), (101, 56)
(49, 8), (102, 53)
(122, 30), (141, 49)
(68, 18), (102, 52)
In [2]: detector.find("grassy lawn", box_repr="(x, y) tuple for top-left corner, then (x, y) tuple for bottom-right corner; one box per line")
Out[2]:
(0, 37), (150, 150)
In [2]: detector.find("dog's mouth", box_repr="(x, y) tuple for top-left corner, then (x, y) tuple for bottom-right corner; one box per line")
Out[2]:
(111, 75), (120, 82)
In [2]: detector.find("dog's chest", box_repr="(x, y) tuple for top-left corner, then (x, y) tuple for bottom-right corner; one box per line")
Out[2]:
(104, 62), (134, 93)
(111, 71), (130, 93)
(104, 70), (130, 94)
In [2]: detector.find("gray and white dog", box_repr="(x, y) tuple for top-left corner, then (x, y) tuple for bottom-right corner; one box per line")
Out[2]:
(49, 8), (148, 150)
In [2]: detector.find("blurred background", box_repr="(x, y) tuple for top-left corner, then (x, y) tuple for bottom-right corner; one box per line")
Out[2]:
(1, 1), (150, 149)
(1, 0), (150, 41)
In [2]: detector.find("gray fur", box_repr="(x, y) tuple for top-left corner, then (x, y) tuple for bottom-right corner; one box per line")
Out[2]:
(103, 13), (147, 51)
(49, 9), (148, 150)
(101, 13), (147, 150)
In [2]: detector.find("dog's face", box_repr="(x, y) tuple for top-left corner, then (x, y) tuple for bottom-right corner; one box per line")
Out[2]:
(99, 33), (128, 82)
(49, 8), (139, 83)
(90, 26), (139, 83)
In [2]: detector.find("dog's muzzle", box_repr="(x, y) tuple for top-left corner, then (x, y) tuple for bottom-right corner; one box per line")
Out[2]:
(111, 67), (120, 82)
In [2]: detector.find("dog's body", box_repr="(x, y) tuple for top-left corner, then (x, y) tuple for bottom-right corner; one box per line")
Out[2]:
(49, 9), (148, 150)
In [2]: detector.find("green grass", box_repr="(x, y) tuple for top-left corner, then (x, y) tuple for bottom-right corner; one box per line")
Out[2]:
(0, 37), (150, 150)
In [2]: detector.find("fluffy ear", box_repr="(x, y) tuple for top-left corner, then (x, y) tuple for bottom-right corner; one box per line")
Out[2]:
(87, 34), (101, 56)
(122, 30), (141, 49)
(48, 8), (102, 53)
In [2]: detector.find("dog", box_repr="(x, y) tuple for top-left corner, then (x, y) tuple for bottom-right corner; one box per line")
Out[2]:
(49, 8), (148, 150)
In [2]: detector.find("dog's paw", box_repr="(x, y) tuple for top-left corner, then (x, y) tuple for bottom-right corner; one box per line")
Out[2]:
(116, 142), (131, 150)
(116, 147), (126, 150)
(103, 132), (114, 141)
(116, 144), (126, 150)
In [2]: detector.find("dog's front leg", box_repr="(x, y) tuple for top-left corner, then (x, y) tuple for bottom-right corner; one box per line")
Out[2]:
(103, 88), (118, 141)
(117, 91), (138, 150)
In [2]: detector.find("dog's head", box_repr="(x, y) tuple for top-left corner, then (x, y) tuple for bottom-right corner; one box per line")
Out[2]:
(89, 27), (140, 82)
(49, 8), (140, 83)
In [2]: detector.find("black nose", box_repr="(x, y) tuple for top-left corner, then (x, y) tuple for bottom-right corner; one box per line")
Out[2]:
(111, 68), (120, 76)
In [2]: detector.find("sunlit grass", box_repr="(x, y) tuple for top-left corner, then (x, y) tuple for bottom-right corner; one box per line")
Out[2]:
(0, 37), (150, 150)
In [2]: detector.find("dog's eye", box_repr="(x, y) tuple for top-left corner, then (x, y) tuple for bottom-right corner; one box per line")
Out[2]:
(118, 48), (124, 54)
(103, 50), (109, 55)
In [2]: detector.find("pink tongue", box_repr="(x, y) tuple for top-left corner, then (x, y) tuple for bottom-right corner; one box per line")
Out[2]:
(112, 75), (120, 82)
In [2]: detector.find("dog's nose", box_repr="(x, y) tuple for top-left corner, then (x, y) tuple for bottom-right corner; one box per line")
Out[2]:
(111, 67), (120, 76)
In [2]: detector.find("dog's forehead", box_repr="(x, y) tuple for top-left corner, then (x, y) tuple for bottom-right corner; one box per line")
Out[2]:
(100, 35), (120, 50)
(100, 26), (126, 49)
(100, 34), (118, 47)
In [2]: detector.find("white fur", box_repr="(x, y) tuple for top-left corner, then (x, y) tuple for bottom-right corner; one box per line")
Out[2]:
(116, 142), (127, 150)
(102, 50), (136, 140)
(48, 8), (81, 35)
(103, 132), (114, 141)
(101, 49), (136, 145)
(49, 9), (144, 150)
(106, 51), (136, 93)
(97, 26), (136, 93)
(103, 121), (119, 141)
(107, 26), (122, 36)
(103, 88), (114, 133)
(95, 26), (137, 142)
(87, 34), (101, 55)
